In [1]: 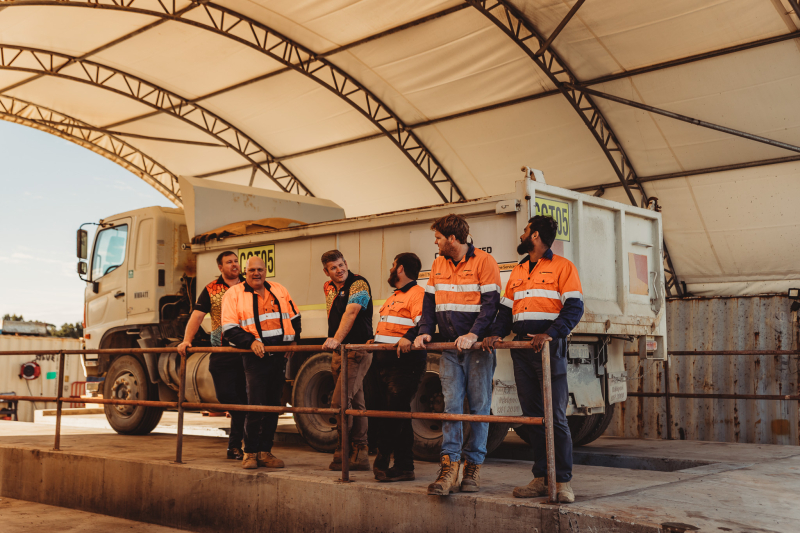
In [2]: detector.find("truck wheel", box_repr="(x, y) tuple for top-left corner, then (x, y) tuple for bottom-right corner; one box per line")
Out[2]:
(513, 413), (601, 446)
(411, 353), (510, 462)
(104, 355), (163, 435)
(573, 403), (616, 446)
(292, 352), (337, 453)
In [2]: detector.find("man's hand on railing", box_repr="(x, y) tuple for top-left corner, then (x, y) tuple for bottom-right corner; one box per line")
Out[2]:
(414, 334), (431, 350)
(285, 341), (297, 360)
(322, 337), (340, 351)
(396, 337), (412, 358)
(177, 340), (192, 357)
(455, 332), (478, 351)
(527, 333), (552, 352)
(482, 336), (500, 352)
(251, 340), (266, 358)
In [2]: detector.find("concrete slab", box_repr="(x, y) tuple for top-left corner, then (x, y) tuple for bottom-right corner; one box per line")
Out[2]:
(0, 497), (184, 532)
(1, 421), (798, 532)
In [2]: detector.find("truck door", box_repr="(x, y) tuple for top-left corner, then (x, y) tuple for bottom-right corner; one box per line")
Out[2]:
(127, 217), (156, 318)
(85, 220), (131, 339)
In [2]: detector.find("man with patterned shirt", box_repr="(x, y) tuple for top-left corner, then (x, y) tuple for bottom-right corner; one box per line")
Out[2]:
(320, 250), (374, 471)
(178, 251), (246, 460)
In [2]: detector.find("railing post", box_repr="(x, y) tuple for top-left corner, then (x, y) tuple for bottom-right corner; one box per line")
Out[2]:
(339, 344), (350, 482)
(174, 350), (188, 464)
(664, 357), (673, 440)
(541, 342), (557, 504)
(53, 351), (65, 451)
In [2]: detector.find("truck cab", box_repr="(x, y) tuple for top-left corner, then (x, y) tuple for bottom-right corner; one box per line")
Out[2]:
(78, 206), (195, 433)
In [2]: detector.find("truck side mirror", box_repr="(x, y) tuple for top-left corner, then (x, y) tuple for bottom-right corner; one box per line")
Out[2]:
(77, 229), (88, 259)
(77, 261), (88, 276)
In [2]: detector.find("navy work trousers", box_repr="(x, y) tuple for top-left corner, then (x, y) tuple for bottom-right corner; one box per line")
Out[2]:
(208, 353), (248, 451)
(370, 351), (426, 470)
(510, 338), (573, 482)
(242, 352), (286, 453)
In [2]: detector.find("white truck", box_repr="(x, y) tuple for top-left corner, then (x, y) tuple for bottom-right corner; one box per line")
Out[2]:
(77, 172), (666, 459)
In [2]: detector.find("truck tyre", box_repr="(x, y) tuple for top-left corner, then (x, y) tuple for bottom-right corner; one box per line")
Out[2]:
(573, 403), (616, 446)
(513, 406), (615, 448)
(104, 355), (163, 435)
(292, 352), (337, 453)
(411, 353), (510, 462)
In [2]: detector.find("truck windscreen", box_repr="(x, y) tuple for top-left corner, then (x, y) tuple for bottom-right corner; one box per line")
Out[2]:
(91, 225), (128, 280)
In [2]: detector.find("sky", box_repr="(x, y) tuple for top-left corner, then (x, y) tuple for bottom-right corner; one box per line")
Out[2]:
(0, 121), (175, 326)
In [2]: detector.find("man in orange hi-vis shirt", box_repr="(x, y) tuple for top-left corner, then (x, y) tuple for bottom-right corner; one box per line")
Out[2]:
(221, 256), (301, 470)
(484, 215), (584, 503)
(369, 253), (426, 483)
(414, 214), (502, 496)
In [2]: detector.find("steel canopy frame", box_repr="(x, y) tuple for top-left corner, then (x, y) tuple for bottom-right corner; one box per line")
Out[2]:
(467, 0), (684, 296)
(0, 44), (312, 196)
(0, 0), (464, 203)
(0, 95), (182, 204)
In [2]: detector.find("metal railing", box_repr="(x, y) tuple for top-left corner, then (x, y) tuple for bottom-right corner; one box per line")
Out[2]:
(624, 350), (800, 440)
(0, 340), (560, 502)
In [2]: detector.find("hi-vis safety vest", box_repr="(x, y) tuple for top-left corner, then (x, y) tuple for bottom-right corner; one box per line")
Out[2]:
(501, 253), (583, 324)
(375, 284), (425, 344)
(221, 281), (299, 343)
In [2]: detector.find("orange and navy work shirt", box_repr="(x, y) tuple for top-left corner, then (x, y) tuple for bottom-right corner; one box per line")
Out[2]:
(195, 274), (244, 346)
(375, 281), (425, 345)
(418, 244), (502, 342)
(491, 248), (583, 339)
(220, 280), (301, 349)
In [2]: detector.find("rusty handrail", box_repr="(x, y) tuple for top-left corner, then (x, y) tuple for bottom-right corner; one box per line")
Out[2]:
(0, 340), (559, 502)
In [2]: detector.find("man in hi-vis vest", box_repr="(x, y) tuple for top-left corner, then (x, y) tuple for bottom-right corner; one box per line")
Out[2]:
(484, 215), (584, 503)
(222, 256), (301, 470)
(369, 252), (426, 482)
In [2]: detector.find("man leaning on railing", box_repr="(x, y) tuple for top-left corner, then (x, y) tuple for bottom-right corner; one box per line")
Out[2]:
(221, 256), (300, 470)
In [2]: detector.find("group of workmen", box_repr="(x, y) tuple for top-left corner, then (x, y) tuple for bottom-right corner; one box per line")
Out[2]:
(178, 213), (584, 503)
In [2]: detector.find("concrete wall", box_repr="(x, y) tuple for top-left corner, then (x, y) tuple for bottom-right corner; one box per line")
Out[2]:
(0, 336), (84, 422)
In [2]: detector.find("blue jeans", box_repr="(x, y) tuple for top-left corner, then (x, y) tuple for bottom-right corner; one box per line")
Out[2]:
(439, 348), (496, 464)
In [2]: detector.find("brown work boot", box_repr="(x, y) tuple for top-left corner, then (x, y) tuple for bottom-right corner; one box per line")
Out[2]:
(329, 427), (343, 471)
(460, 460), (481, 492)
(257, 451), (285, 468)
(373, 451), (390, 480)
(556, 482), (575, 503)
(242, 452), (258, 469)
(329, 446), (342, 471)
(513, 477), (547, 498)
(350, 443), (370, 471)
(427, 455), (462, 496)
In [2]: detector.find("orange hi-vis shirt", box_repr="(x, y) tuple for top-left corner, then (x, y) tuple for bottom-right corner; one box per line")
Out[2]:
(491, 248), (584, 339)
(374, 282), (425, 344)
(221, 280), (300, 347)
(418, 244), (502, 341)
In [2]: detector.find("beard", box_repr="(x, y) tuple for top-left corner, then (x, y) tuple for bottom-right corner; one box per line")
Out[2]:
(517, 236), (534, 255)
(387, 268), (400, 288)
(439, 240), (459, 260)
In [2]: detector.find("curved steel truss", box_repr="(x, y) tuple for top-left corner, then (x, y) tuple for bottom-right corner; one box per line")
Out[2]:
(0, 44), (311, 197)
(0, 0), (464, 203)
(467, 0), (684, 296)
(0, 95), (182, 204)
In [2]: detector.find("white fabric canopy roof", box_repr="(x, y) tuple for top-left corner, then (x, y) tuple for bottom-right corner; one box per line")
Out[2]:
(1, 0), (798, 296)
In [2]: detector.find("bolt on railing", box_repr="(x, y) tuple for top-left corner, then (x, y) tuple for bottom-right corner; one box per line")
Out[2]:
(0, 341), (558, 502)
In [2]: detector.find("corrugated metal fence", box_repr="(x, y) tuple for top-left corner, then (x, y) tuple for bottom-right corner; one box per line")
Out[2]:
(608, 294), (800, 445)
(0, 336), (84, 422)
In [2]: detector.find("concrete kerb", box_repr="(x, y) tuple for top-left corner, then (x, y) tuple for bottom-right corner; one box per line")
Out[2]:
(0, 436), (663, 533)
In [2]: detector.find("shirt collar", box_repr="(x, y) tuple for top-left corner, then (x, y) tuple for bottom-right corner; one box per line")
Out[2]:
(244, 280), (270, 293)
(519, 248), (554, 265)
(396, 280), (417, 293)
(217, 274), (245, 287)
